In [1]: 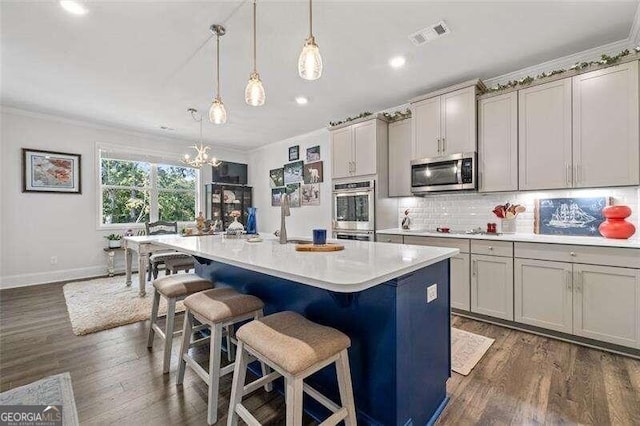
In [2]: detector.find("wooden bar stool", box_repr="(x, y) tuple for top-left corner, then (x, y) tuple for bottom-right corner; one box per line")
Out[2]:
(147, 273), (212, 374)
(177, 288), (274, 425)
(228, 311), (357, 426)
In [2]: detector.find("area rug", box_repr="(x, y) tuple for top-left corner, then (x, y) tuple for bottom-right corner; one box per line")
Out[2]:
(0, 372), (79, 426)
(451, 327), (495, 375)
(63, 274), (184, 336)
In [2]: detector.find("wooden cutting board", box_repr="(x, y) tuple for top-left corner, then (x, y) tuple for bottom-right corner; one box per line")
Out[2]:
(295, 243), (345, 252)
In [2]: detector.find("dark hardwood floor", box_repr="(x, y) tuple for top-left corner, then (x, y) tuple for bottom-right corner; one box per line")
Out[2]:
(1, 281), (639, 425)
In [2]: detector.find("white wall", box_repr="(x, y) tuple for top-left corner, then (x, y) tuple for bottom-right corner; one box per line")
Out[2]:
(248, 129), (332, 238)
(0, 108), (247, 288)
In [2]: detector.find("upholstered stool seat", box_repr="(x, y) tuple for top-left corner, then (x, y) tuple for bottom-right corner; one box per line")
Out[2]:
(147, 273), (213, 374)
(184, 288), (265, 323)
(163, 256), (196, 275)
(153, 273), (210, 298)
(177, 288), (271, 425)
(228, 311), (357, 426)
(149, 251), (194, 279)
(237, 311), (350, 375)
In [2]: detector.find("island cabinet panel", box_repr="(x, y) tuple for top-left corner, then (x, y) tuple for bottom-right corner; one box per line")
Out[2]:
(572, 61), (639, 188)
(331, 126), (353, 179)
(451, 253), (471, 311)
(471, 254), (514, 320)
(573, 264), (640, 349)
(195, 257), (452, 425)
(388, 118), (412, 197)
(518, 78), (572, 190)
(514, 258), (573, 334)
(478, 91), (518, 192)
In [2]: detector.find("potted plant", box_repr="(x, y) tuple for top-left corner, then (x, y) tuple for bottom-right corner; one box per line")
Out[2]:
(105, 233), (123, 248)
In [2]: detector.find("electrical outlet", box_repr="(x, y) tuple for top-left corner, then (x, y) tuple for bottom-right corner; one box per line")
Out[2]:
(50, 256), (58, 265)
(427, 284), (437, 303)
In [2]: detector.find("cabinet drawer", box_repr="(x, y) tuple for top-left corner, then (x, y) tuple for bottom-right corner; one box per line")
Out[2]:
(515, 242), (640, 269)
(470, 240), (513, 257)
(377, 234), (403, 244)
(404, 236), (469, 253)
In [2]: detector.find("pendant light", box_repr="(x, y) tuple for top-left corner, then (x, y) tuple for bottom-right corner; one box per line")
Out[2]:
(245, 0), (265, 106)
(298, 0), (322, 80)
(209, 24), (227, 124)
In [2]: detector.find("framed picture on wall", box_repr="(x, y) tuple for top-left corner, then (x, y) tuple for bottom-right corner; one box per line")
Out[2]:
(286, 183), (301, 208)
(302, 184), (320, 206)
(306, 145), (320, 162)
(271, 187), (286, 207)
(288, 145), (300, 161)
(303, 161), (323, 183)
(22, 148), (82, 194)
(269, 168), (284, 188)
(284, 161), (304, 184)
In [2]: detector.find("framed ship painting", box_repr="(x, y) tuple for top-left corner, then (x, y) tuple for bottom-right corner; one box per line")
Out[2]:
(534, 197), (611, 236)
(22, 148), (81, 194)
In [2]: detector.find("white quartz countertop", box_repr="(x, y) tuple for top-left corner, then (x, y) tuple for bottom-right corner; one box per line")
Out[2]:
(128, 234), (459, 293)
(377, 228), (640, 249)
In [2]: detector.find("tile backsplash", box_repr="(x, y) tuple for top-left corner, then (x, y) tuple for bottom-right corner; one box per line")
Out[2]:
(397, 187), (640, 234)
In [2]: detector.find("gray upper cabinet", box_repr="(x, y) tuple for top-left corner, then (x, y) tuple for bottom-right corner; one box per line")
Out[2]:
(478, 92), (518, 192)
(411, 82), (479, 160)
(330, 117), (388, 180)
(388, 118), (412, 197)
(518, 78), (573, 190)
(572, 61), (639, 188)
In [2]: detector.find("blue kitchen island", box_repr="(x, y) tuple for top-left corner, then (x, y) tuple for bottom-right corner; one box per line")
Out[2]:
(154, 235), (459, 426)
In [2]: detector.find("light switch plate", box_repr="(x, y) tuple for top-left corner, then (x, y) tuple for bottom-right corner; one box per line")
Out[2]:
(427, 284), (437, 303)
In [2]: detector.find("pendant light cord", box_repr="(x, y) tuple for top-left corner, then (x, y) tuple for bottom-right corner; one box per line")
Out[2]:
(253, 0), (257, 73)
(216, 33), (221, 97)
(309, 0), (313, 37)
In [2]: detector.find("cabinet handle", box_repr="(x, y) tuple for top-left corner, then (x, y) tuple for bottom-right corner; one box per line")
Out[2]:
(442, 137), (446, 153)
(574, 271), (582, 292)
(488, 246), (493, 251)
(565, 270), (572, 291)
(570, 251), (576, 257)
(577, 163), (582, 185)
(573, 164), (578, 186)
(472, 259), (478, 276)
(436, 138), (441, 154)
(352, 161), (356, 174)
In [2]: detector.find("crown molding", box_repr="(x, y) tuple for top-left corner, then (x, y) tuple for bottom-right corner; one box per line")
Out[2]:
(485, 1), (640, 87)
(0, 105), (248, 154)
(483, 38), (634, 88)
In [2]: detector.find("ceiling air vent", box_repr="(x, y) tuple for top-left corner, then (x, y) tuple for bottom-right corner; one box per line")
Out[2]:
(408, 20), (451, 46)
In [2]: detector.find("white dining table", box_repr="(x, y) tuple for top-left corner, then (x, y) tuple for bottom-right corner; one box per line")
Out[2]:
(123, 235), (169, 296)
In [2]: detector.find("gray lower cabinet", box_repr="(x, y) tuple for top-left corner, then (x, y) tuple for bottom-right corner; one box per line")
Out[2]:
(471, 254), (514, 320)
(573, 264), (640, 349)
(451, 253), (470, 311)
(377, 234), (403, 244)
(514, 259), (573, 334)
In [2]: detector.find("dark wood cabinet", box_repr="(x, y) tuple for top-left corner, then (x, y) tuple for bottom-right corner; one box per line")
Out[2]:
(204, 183), (253, 230)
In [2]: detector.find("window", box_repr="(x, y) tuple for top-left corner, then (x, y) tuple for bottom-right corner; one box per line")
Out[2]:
(99, 151), (198, 226)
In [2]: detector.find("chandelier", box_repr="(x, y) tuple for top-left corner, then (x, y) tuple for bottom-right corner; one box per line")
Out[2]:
(182, 108), (222, 168)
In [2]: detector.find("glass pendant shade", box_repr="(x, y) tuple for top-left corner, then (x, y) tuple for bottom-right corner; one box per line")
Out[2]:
(298, 37), (322, 80)
(245, 72), (265, 106)
(208, 97), (227, 124)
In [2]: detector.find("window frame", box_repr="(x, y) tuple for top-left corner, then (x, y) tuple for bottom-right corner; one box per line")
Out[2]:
(96, 143), (200, 230)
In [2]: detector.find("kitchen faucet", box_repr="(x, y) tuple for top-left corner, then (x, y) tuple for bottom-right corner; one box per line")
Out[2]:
(279, 193), (291, 244)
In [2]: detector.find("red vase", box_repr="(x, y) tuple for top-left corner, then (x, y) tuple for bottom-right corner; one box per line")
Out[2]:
(598, 205), (636, 239)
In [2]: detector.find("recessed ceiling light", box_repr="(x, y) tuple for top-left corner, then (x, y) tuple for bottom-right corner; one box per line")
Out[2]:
(59, 1), (88, 15)
(389, 56), (406, 69)
(295, 96), (309, 105)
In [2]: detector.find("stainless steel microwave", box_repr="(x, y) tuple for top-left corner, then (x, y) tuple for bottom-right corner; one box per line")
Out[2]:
(410, 152), (476, 194)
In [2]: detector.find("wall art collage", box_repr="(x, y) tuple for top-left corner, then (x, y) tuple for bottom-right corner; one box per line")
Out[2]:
(270, 145), (323, 207)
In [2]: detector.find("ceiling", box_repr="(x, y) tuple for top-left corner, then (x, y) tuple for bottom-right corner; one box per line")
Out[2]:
(1, 1), (638, 150)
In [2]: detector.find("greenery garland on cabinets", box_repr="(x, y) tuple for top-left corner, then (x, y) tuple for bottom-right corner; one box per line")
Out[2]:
(382, 109), (411, 122)
(328, 112), (372, 127)
(483, 47), (640, 94)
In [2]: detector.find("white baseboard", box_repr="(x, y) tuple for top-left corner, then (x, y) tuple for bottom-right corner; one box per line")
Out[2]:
(0, 266), (139, 290)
